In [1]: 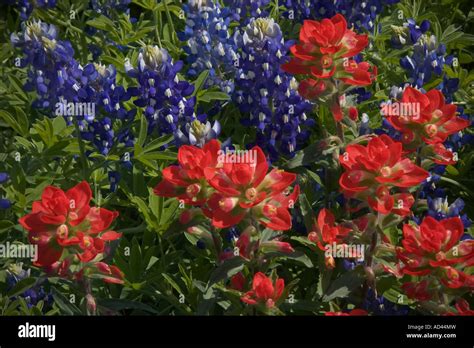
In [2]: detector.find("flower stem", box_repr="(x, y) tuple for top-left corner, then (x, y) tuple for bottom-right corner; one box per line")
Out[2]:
(153, 7), (163, 48)
(74, 120), (89, 180)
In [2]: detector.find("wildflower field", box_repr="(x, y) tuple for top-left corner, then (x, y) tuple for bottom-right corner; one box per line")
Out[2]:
(0, 0), (473, 318)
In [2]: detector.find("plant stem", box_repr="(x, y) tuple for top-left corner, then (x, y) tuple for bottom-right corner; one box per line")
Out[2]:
(162, 0), (176, 45)
(74, 119), (89, 180)
(153, 7), (163, 48)
(210, 225), (222, 262)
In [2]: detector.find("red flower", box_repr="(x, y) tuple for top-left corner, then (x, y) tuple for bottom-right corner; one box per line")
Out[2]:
(384, 87), (470, 147)
(201, 146), (298, 229)
(401, 280), (432, 301)
(95, 262), (125, 284)
(341, 60), (377, 86)
(325, 309), (368, 316)
(155, 142), (299, 230)
(241, 272), (285, 308)
(339, 134), (428, 215)
(426, 143), (457, 165)
(445, 299), (474, 316)
(153, 139), (221, 205)
(230, 272), (246, 291)
(19, 181), (120, 268)
(308, 208), (351, 251)
(440, 267), (474, 289)
(282, 14), (368, 79)
(298, 78), (330, 99)
(396, 216), (472, 276)
(282, 14), (376, 113)
(251, 184), (300, 230)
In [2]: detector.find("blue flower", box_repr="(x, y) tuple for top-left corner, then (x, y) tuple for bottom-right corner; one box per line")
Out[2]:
(225, 226), (241, 242)
(284, 0), (400, 31)
(0, 172), (9, 184)
(126, 46), (198, 140)
(0, 198), (11, 210)
(223, 0), (271, 22)
(427, 197), (472, 229)
(108, 171), (121, 192)
(400, 34), (454, 88)
(179, 0), (238, 93)
(12, 21), (135, 157)
(437, 76), (459, 103)
(363, 289), (409, 315)
(6, 0), (57, 21)
(6, 264), (53, 309)
(233, 18), (314, 160)
(176, 119), (222, 147)
(391, 18), (430, 47)
(90, 0), (131, 18)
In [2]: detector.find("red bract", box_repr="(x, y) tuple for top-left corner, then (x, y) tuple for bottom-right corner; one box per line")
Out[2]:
(325, 309), (368, 316)
(282, 14), (376, 111)
(282, 14), (368, 79)
(308, 208), (351, 251)
(155, 142), (299, 230)
(384, 87), (470, 147)
(19, 181), (121, 270)
(401, 280), (432, 301)
(440, 267), (474, 289)
(396, 216), (473, 276)
(340, 60), (377, 86)
(445, 299), (474, 316)
(153, 139), (221, 205)
(241, 272), (285, 308)
(339, 134), (428, 215)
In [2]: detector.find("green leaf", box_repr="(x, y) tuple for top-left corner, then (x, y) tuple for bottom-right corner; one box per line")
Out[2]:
(322, 271), (364, 302)
(8, 74), (28, 101)
(192, 70), (210, 96)
(86, 15), (116, 32)
(264, 250), (313, 268)
(0, 220), (15, 234)
(7, 277), (36, 297)
(207, 257), (245, 287)
(138, 113), (148, 147)
(0, 110), (27, 136)
(162, 273), (183, 294)
(198, 90), (231, 103)
(97, 298), (161, 314)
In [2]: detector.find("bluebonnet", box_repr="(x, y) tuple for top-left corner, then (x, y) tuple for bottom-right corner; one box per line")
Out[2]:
(391, 18), (430, 47)
(400, 34), (454, 88)
(0, 172), (9, 184)
(233, 18), (314, 160)
(179, 0), (238, 94)
(223, 0), (271, 22)
(427, 197), (471, 229)
(444, 107), (474, 151)
(11, 21), (135, 157)
(437, 76), (459, 103)
(11, 20), (76, 109)
(359, 112), (371, 136)
(6, 264), (53, 309)
(0, 172), (10, 209)
(176, 119), (222, 147)
(225, 226), (241, 242)
(6, 0), (57, 21)
(108, 171), (120, 192)
(90, 0), (131, 18)
(363, 289), (409, 315)
(0, 198), (11, 209)
(85, 0), (134, 58)
(283, 0), (400, 31)
(126, 46), (198, 139)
